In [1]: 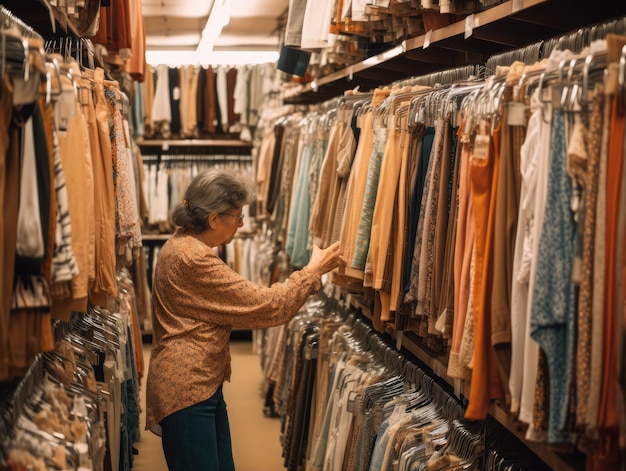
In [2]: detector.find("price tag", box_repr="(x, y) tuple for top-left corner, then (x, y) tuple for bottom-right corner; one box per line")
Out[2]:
(161, 142), (170, 152)
(507, 101), (528, 126)
(512, 0), (523, 12)
(423, 30), (432, 49)
(473, 133), (490, 160)
(464, 14), (474, 39)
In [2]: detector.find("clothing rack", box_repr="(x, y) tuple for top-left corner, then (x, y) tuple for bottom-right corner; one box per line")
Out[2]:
(485, 40), (544, 74)
(0, 5), (43, 40)
(392, 64), (481, 89)
(484, 15), (626, 72)
(268, 293), (557, 470)
(141, 153), (253, 164)
(542, 15), (626, 56)
(254, 19), (626, 466)
(44, 36), (97, 70)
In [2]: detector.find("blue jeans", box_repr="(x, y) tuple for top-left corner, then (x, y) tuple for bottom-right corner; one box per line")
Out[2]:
(160, 385), (235, 470)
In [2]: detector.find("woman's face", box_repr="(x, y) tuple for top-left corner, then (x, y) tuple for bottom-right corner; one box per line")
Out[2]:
(215, 207), (244, 245)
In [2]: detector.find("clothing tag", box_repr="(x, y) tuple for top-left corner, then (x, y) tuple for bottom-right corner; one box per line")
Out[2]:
(346, 391), (358, 414)
(551, 85), (563, 109)
(507, 101), (527, 126)
(172, 86), (181, 101)
(12, 74), (41, 106)
(423, 30), (432, 49)
(464, 14), (475, 39)
(54, 83), (77, 134)
(473, 133), (490, 160)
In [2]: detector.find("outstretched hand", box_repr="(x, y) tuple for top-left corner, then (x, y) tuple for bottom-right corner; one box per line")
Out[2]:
(306, 241), (345, 277)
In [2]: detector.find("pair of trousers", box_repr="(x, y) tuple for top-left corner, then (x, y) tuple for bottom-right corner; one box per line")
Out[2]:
(160, 385), (235, 471)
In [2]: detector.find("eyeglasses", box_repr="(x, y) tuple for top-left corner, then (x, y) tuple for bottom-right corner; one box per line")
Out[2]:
(219, 212), (244, 223)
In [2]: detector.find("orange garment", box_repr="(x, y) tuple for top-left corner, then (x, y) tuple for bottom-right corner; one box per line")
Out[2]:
(90, 68), (117, 306)
(448, 124), (474, 379)
(52, 70), (95, 318)
(310, 115), (343, 244)
(92, 0), (132, 53)
(125, 0), (146, 81)
(465, 121), (505, 420)
(366, 107), (402, 291)
(390, 112), (412, 312)
(330, 0), (343, 34)
(598, 94), (624, 431)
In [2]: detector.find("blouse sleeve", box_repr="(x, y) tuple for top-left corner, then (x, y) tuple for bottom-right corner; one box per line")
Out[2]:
(153, 245), (322, 330)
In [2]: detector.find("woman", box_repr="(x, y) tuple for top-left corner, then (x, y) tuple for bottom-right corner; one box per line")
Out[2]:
(145, 168), (343, 470)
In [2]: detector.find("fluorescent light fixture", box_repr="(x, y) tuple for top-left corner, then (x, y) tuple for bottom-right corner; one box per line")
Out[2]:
(146, 50), (279, 66)
(196, 0), (232, 55)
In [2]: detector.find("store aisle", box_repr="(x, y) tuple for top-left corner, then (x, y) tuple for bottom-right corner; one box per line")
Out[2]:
(132, 337), (286, 471)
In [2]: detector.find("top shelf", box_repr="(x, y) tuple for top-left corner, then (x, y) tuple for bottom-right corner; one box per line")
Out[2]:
(1, 0), (83, 38)
(136, 139), (252, 148)
(283, 0), (626, 104)
(136, 139), (253, 156)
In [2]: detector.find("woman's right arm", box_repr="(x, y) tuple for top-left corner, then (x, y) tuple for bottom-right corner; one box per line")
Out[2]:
(303, 241), (345, 277)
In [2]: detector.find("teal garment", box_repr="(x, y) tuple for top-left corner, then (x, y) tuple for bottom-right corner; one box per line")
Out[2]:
(368, 415), (392, 471)
(132, 81), (144, 139)
(309, 134), (330, 218)
(286, 144), (312, 268)
(530, 110), (576, 444)
(352, 126), (388, 270)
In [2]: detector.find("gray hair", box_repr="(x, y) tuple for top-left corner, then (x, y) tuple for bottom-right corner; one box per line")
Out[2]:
(172, 168), (254, 231)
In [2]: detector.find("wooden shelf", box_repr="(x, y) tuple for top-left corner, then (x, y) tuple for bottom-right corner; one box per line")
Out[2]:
(283, 0), (626, 104)
(1, 0), (83, 38)
(137, 139), (253, 158)
(136, 139), (252, 149)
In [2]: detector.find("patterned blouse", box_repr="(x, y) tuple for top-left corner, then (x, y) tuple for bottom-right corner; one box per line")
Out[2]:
(145, 229), (322, 433)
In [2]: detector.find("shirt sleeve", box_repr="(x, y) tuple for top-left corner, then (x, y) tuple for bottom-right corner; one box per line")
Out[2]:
(153, 245), (322, 330)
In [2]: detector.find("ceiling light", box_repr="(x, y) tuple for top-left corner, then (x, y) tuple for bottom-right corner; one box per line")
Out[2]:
(196, 0), (232, 55)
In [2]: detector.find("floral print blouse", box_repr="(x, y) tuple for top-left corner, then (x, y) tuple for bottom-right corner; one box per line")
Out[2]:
(145, 229), (322, 433)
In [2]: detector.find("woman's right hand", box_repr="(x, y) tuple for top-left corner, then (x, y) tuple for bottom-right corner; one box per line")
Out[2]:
(305, 241), (345, 277)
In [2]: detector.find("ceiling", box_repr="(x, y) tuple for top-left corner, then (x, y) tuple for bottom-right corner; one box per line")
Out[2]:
(142, 0), (288, 52)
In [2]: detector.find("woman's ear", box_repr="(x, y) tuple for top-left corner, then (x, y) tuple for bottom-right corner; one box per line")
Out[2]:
(207, 212), (219, 230)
